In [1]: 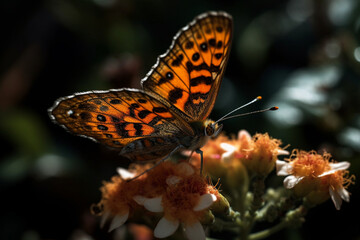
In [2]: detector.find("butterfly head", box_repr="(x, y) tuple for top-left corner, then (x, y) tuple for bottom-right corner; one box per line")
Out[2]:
(204, 120), (223, 138)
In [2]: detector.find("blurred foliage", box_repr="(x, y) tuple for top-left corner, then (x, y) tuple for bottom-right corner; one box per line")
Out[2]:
(0, 0), (359, 239)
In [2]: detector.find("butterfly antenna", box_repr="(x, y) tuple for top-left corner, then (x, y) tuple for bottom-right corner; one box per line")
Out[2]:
(217, 106), (278, 123)
(214, 96), (262, 124)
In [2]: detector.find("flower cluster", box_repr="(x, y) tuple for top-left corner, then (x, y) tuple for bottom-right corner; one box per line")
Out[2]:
(190, 130), (288, 181)
(276, 150), (354, 210)
(93, 161), (229, 239)
(92, 130), (355, 240)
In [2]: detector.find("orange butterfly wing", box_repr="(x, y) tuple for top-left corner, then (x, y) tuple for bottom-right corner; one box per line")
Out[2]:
(142, 11), (233, 121)
(49, 12), (233, 162)
(49, 89), (193, 161)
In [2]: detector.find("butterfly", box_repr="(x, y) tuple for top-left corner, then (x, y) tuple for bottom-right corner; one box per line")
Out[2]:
(49, 11), (233, 168)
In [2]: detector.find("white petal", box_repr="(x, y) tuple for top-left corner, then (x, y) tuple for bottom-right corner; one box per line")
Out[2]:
(330, 162), (350, 171)
(100, 211), (111, 229)
(276, 160), (293, 176)
(283, 175), (303, 189)
(177, 162), (195, 176)
(238, 130), (251, 141)
(220, 143), (236, 152)
(277, 149), (290, 155)
(166, 176), (182, 186)
(143, 196), (163, 212)
(329, 186), (342, 210)
(183, 220), (206, 240)
(220, 143), (236, 163)
(117, 167), (135, 180)
(337, 187), (350, 202)
(193, 194), (217, 211)
(318, 171), (334, 177)
(154, 217), (180, 238)
(133, 195), (146, 205)
(319, 162), (351, 177)
(108, 210), (129, 232)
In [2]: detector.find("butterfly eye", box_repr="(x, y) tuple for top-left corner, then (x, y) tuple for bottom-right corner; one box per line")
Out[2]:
(205, 124), (215, 136)
(205, 123), (223, 137)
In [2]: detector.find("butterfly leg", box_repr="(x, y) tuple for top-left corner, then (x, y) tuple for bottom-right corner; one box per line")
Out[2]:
(195, 149), (204, 176)
(127, 145), (184, 182)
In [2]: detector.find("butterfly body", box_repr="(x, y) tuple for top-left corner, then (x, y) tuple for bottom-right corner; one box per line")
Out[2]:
(49, 11), (232, 163)
(120, 119), (219, 161)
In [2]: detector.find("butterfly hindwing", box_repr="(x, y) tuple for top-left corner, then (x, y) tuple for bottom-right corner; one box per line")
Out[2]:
(49, 89), (193, 156)
(142, 11), (233, 121)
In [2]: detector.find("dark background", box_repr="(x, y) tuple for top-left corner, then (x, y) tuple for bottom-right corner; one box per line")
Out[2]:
(1, 0), (359, 239)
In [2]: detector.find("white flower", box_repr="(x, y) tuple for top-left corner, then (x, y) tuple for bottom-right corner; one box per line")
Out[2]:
(276, 158), (351, 210)
(136, 174), (217, 240)
(151, 192), (216, 240)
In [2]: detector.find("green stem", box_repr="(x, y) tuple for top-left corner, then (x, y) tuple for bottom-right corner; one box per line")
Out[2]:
(248, 220), (288, 240)
(249, 205), (308, 240)
(240, 176), (266, 240)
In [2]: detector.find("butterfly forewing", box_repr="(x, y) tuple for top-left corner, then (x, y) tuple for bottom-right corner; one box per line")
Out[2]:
(49, 89), (193, 151)
(142, 12), (232, 121)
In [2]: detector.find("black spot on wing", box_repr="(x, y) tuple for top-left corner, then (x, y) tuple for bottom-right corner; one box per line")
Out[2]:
(138, 99), (147, 103)
(110, 99), (121, 104)
(185, 41), (194, 49)
(192, 53), (200, 61)
(133, 123), (143, 136)
(171, 54), (184, 67)
(153, 107), (168, 113)
(191, 92), (208, 100)
(186, 61), (219, 72)
(216, 26), (223, 33)
(138, 110), (151, 119)
(200, 42), (208, 52)
(215, 53), (223, 60)
(190, 76), (212, 86)
(97, 125), (108, 130)
(168, 88), (183, 103)
(97, 114), (106, 122)
(208, 38), (216, 47)
(131, 103), (140, 108)
(115, 123), (129, 137)
(100, 105), (109, 112)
